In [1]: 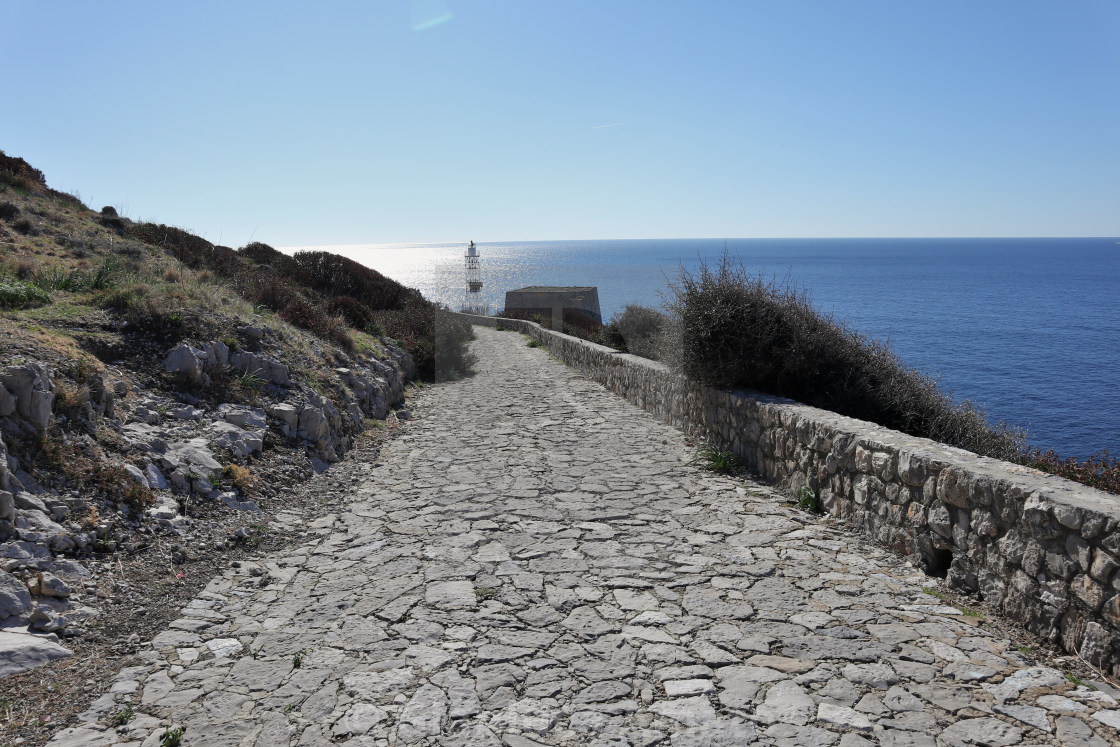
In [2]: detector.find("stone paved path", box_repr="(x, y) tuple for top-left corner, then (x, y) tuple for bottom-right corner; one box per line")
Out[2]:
(49, 327), (1120, 746)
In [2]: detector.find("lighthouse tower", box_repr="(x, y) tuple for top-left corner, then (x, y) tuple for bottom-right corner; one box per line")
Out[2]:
(464, 241), (483, 312)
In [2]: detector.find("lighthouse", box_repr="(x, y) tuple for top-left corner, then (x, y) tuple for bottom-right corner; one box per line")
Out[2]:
(464, 241), (484, 312)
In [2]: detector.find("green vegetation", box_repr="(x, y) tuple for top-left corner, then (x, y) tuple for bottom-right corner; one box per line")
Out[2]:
(160, 726), (185, 747)
(796, 486), (821, 514)
(0, 148), (472, 383)
(694, 443), (743, 474)
(1022, 449), (1120, 494)
(107, 704), (135, 726)
(0, 277), (51, 309)
(667, 253), (1027, 462)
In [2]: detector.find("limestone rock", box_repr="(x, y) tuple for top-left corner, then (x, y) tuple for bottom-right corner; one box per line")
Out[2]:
(0, 630), (72, 676)
(0, 362), (54, 434)
(0, 569), (32, 619)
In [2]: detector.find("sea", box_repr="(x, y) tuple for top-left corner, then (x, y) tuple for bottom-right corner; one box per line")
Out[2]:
(314, 237), (1120, 460)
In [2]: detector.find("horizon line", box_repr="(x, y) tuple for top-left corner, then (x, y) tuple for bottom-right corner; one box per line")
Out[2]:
(277, 235), (1120, 250)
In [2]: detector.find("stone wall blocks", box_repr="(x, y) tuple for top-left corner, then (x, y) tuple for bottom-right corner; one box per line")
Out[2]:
(928, 504), (952, 539)
(1065, 535), (1092, 573)
(978, 568), (1007, 607)
(897, 452), (929, 487)
(1103, 595), (1120, 627)
(1061, 608), (1087, 658)
(853, 474), (883, 506)
(1022, 541), (1045, 576)
(830, 433), (857, 460)
(1039, 579), (1070, 615)
(872, 451), (897, 482)
(968, 509), (999, 538)
(906, 502), (927, 527)
(951, 521), (970, 551)
(1053, 503), (1083, 531)
(855, 444), (873, 473)
(936, 467), (972, 508)
(996, 529), (1027, 565)
(884, 482), (902, 505)
(1090, 549), (1120, 583)
(1071, 574), (1107, 612)
(1079, 621), (1111, 668)
(1045, 550), (1078, 582)
(886, 504), (905, 525)
(970, 476), (995, 508)
(1100, 532), (1120, 558)
(947, 556), (978, 593)
(1081, 513), (1107, 541)
(922, 476), (938, 504)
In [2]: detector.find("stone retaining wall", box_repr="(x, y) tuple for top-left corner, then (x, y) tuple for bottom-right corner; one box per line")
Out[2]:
(458, 312), (1120, 675)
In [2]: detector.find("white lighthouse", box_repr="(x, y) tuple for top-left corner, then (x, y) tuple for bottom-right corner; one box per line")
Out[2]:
(464, 240), (484, 313)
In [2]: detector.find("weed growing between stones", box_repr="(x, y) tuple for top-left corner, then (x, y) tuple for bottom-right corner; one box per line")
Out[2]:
(160, 726), (185, 747)
(107, 704), (135, 726)
(526, 338), (543, 349)
(693, 443), (743, 474)
(796, 485), (820, 514)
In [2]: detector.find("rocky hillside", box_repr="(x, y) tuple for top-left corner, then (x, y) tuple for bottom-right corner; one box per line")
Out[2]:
(0, 149), (436, 708)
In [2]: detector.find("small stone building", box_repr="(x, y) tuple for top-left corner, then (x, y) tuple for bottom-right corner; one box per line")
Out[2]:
(504, 286), (602, 323)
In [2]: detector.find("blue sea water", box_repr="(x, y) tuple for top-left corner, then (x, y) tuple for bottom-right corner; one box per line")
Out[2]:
(337, 237), (1120, 459)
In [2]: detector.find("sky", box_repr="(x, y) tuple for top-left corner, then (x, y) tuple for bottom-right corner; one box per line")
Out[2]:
(2, 1), (1118, 246)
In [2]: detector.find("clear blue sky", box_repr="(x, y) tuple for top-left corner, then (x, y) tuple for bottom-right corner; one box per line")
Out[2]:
(3, 1), (1117, 245)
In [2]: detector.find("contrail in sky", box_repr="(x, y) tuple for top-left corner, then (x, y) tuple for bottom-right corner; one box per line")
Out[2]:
(592, 123), (624, 129)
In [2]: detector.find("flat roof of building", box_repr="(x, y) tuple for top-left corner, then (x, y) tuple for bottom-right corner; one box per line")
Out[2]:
(508, 286), (597, 294)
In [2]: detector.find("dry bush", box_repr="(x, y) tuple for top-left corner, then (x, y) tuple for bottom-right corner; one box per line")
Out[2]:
(34, 435), (154, 511)
(224, 464), (254, 493)
(666, 253), (1026, 462)
(163, 268), (182, 283)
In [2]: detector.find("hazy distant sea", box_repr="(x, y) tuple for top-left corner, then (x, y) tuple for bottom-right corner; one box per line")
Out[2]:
(322, 237), (1119, 459)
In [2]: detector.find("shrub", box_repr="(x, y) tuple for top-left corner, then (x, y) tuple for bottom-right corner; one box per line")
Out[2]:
(279, 297), (353, 351)
(289, 251), (422, 310)
(0, 201), (19, 221)
(97, 214), (127, 234)
(100, 206), (118, 217)
(12, 218), (34, 234)
(0, 150), (45, 192)
(0, 277), (51, 308)
(610, 303), (671, 360)
(374, 301), (475, 381)
(1023, 449), (1120, 494)
(666, 253), (1026, 462)
(435, 308), (476, 380)
(325, 295), (374, 329)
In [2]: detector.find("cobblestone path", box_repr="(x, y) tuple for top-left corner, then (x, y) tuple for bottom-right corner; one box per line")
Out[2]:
(50, 327), (1120, 746)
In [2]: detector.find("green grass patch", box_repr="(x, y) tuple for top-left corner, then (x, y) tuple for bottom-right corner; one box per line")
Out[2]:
(0, 277), (51, 309)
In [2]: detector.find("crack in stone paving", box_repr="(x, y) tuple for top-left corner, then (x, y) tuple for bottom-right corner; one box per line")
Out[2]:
(48, 327), (1120, 746)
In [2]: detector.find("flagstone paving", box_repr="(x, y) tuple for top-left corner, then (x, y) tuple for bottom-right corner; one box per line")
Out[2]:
(48, 327), (1120, 746)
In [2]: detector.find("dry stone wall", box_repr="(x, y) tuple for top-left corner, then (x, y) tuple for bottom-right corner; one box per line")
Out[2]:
(458, 312), (1120, 676)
